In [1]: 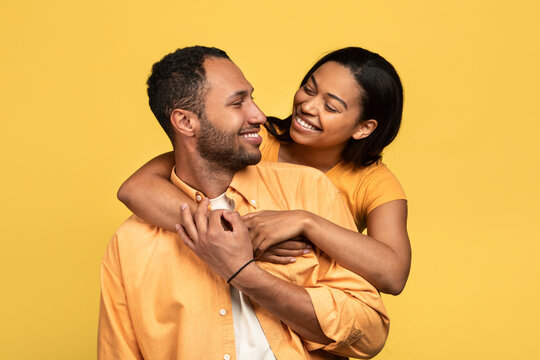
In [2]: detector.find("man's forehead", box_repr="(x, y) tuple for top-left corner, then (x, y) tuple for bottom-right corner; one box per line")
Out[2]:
(203, 57), (252, 95)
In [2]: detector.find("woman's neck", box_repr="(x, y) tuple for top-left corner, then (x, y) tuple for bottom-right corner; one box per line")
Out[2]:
(279, 141), (344, 173)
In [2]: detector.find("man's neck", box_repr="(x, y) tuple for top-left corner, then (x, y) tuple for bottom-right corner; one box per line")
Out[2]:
(175, 153), (235, 199)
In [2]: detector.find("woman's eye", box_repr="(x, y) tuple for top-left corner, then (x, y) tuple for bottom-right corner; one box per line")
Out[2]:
(325, 104), (337, 113)
(303, 85), (315, 95)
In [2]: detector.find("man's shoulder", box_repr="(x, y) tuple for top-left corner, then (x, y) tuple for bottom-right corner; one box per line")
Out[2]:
(104, 215), (177, 267)
(115, 214), (157, 235)
(111, 215), (173, 249)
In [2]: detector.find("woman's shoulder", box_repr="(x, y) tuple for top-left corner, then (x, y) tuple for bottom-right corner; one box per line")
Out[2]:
(328, 161), (406, 228)
(327, 160), (385, 184)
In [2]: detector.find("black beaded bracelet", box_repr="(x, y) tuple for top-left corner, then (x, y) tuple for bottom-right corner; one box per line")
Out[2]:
(227, 259), (256, 284)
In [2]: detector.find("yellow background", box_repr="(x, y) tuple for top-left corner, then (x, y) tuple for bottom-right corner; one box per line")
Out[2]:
(1, 0), (539, 358)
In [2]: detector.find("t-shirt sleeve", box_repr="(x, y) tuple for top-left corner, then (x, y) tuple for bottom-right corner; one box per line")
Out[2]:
(361, 163), (407, 216)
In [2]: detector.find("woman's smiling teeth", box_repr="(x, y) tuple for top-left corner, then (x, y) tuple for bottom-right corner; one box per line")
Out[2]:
(296, 117), (320, 131)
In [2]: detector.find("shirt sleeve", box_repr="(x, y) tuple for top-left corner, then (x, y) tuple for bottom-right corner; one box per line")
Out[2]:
(362, 163), (407, 216)
(304, 175), (390, 358)
(98, 234), (143, 360)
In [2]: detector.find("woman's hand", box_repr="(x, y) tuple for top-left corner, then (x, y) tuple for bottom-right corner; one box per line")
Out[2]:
(257, 239), (311, 264)
(241, 210), (311, 257)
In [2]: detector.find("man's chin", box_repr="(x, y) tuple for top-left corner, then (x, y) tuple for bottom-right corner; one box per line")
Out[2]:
(239, 152), (262, 167)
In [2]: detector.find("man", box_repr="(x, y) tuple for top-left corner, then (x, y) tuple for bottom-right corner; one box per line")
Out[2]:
(98, 46), (389, 359)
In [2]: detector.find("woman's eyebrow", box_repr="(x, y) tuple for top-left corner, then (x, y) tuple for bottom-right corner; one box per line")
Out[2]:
(311, 75), (348, 109)
(310, 75), (318, 89)
(328, 93), (348, 110)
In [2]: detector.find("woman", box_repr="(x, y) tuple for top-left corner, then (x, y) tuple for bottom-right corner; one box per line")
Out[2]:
(118, 47), (411, 295)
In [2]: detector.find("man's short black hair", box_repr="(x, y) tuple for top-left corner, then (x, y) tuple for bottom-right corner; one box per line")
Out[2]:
(147, 46), (230, 143)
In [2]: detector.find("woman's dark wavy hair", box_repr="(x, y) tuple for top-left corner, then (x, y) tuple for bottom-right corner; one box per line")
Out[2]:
(265, 47), (403, 168)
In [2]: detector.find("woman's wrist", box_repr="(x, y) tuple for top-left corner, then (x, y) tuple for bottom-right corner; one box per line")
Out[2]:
(299, 210), (317, 238)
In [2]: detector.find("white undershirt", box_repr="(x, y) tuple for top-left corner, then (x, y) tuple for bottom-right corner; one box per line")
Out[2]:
(209, 193), (275, 360)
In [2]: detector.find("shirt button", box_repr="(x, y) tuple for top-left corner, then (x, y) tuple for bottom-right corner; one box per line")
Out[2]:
(219, 309), (226, 316)
(250, 199), (256, 205)
(195, 194), (202, 201)
(224, 354), (231, 360)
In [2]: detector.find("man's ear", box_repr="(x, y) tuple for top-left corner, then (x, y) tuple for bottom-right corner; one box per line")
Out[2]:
(170, 109), (199, 137)
(352, 119), (378, 140)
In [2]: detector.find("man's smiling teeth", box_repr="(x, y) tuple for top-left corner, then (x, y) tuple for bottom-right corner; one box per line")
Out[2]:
(240, 133), (259, 138)
(296, 117), (319, 131)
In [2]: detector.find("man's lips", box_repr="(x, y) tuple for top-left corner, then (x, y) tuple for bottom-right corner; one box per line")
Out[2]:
(238, 127), (260, 137)
(238, 127), (262, 144)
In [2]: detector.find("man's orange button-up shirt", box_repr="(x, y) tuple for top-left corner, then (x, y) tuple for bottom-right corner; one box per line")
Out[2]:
(98, 162), (389, 360)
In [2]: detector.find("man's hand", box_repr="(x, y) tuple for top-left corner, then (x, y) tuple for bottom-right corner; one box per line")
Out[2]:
(176, 198), (253, 280)
(178, 200), (333, 346)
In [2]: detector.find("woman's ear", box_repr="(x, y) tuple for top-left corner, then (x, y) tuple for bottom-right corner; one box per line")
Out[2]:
(352, 119), (378, 140)
(170, 109), (199, 137)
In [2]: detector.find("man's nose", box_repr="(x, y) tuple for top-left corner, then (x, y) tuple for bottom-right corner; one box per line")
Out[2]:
(247, 101), (267, 125)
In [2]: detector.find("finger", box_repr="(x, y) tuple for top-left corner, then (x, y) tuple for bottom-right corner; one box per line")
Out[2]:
(224, 212), (252, 245)
(260, 254), (297, 265)
(252, 231), (265, 252)
(222, 211), (246, 234)
(176, 223), (196, 253)
(179, 203), (199, 243)
(193, 198), (210, 236)
(270, 248), (310, 257)
(256, 233), (296, 254)
(208, 209), (226, 233)
(275, 239), (311, 250)
(241, 211), (263, 221)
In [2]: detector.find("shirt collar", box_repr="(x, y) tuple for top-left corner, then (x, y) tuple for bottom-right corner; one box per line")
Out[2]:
(228, 165), (258, 209)
(170, 166), (259, 209)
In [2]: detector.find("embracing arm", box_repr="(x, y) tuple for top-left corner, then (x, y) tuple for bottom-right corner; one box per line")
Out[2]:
(306, 199), (410, 295)
(176, 200), (331, 344)
(178, 196), (388, 358)
(244, 199), (411, 295)
(117, 152), (193, 231)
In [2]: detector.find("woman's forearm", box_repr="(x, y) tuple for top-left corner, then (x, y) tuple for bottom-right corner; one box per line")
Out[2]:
(302, 200), (411, 295)
(117, 152), (194, 231)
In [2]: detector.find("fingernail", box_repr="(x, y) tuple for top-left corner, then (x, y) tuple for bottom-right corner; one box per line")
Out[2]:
(289, 258), (296, 263)
(306, 244), (312, 249)
(181, 203), (188, 210)
(175, 224), (180, 231)
(303, 249), (311, 254)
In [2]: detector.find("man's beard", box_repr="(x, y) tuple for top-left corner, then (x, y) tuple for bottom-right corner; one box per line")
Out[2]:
(197, 114), (261, 173)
